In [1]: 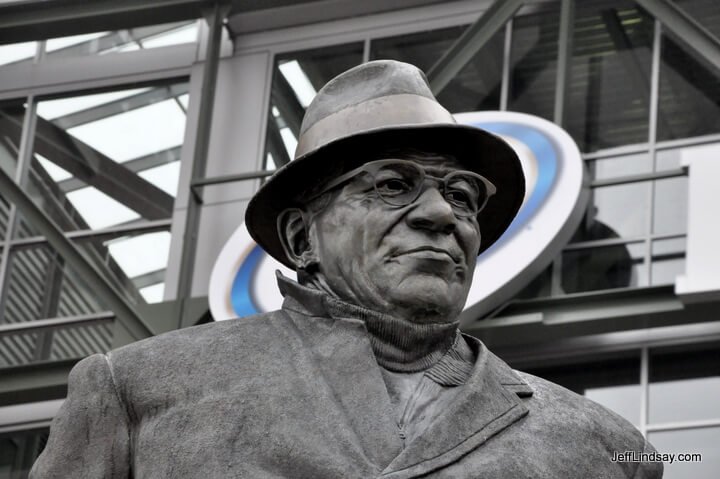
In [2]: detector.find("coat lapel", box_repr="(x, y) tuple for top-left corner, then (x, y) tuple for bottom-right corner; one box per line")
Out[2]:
(380, 338), (532, 478)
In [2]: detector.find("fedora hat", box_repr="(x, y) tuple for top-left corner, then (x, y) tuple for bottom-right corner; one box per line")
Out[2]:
(245, 60), (525, 269)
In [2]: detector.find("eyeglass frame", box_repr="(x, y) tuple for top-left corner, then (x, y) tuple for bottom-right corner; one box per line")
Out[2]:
(305, 159), (497, 218)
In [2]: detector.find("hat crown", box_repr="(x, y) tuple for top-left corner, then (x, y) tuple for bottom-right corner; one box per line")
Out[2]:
(295, 60), (456, 159)
(300, 60), (437, 136)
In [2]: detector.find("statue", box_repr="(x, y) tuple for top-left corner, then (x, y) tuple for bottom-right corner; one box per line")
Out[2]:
(30, 60), (662, 478)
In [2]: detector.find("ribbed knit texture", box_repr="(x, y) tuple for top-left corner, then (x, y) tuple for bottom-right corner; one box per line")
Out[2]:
(277, 273), (462, 373)
(322, 295), (459, 373)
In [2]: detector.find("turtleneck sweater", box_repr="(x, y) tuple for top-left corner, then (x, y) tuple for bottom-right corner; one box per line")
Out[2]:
(278, 273), (476, 445)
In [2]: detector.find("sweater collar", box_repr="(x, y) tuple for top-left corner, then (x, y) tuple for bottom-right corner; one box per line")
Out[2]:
(277, 272), (460, 373)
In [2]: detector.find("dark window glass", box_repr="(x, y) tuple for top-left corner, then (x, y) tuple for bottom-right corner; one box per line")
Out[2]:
(514, 263), (553, 299)
(565, 0), (654, 151)
(656, 32), (720, 141)
(370, 25), (504, 113)
(264, 43), (364, 170)
(562, 242), (646, 293)
(509, 2), (561, 121)
(0, 193), (8, 240)
(649, 342), (720, 424)
(0, 429), (49, 479)
(571, 182), (651, 243)
(0, 102), (25, 179)
(673, 0), (720, 41)
(651, 237), (685, 286)
(649, 428), (720, 479)
(524, 353), (641, 427)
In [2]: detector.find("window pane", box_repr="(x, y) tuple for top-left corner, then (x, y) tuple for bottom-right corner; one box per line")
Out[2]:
(565, 0), (654, 151)
(83, 230), (172, 305)
(371, 24), (504, 113)
(657, 30), (720, 141)
(0, 429), (49, 479)
(0, 194), (9, 240)
(514, 263), (553, 299)
(655, 147), (682, 171)
(673, 0), (720, 39)
(263, 43), (364, 169)
(0, 102), (26, 179)
(651, 237), (685, 286)
(649, 343), (720, 424)
(649, 428), (720, 479)
(0, 41), (37, 66)
(509, 2), (560, 121)
(43, 21), (198, 59)
(572, 182), (651, 242)
(586, 152), (652, 181)
(524, 353), (641, 427)
(652, 177), (688, 235)
(17, 82), (188, 235)
(562, 242), (646, 293)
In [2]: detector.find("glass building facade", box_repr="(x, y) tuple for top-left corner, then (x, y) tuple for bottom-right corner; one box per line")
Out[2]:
(1, 1), (719, 477)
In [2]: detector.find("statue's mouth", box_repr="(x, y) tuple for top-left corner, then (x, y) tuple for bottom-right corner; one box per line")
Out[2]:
(393, 246), (460, 263)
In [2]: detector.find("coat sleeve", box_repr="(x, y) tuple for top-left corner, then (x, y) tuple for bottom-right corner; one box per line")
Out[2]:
(29, 353), (131, 479)
(631, 438), (664, 479)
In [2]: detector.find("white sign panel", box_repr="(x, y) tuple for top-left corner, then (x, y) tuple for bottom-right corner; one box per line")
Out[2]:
(209, 111), (587, 321)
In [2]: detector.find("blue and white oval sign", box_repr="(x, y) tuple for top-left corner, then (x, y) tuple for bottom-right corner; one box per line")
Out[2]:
(209, 111), (587, 321)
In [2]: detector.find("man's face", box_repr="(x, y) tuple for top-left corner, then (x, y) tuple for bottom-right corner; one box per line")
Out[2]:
(308, 155), (481, 323)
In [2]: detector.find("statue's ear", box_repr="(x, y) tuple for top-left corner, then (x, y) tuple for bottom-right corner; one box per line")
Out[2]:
(277, 208), (317, 269)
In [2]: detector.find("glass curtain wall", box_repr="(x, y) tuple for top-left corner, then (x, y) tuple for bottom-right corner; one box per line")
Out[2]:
(523, 342), (720, 479)
(262, 0), (720, 301)
(0, 29), (192, 370)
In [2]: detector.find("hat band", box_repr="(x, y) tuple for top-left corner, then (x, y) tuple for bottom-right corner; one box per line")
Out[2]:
(295, 93), (456, 159)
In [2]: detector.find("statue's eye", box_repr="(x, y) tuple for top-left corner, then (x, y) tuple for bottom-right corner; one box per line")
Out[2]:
(445, 189), (472, 208)
(376, 178), (413, 196)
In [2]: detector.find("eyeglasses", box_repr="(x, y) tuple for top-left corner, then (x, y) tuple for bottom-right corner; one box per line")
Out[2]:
(308, 159), (496, 217)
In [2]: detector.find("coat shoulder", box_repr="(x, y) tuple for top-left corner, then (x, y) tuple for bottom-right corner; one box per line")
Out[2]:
(514, 370), (663, 478)
(516, 370), (644, 440)
(111, 310), (283, 357)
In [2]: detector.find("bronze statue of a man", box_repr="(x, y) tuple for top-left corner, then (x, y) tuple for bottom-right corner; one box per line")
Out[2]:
(31, 60), (662, 478)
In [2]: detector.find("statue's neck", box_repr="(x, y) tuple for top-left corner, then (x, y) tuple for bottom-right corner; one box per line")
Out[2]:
(303, 278), (459, 372)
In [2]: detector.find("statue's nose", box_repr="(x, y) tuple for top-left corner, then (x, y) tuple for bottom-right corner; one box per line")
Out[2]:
(406, 187), (457, 234)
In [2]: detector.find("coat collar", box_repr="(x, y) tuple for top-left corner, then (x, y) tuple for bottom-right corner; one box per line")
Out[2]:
(381, 336), (533, 477)
(278, 273), (534, 476)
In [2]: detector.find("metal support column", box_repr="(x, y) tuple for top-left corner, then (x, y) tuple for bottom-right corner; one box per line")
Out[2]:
(175, 2), (228, 323)
(0, 97), (38, 319)
(553, 0), (573, 125)
(635, 0), (720, 72)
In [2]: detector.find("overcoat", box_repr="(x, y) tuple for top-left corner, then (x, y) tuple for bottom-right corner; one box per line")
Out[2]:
(31, 278), (662, 478)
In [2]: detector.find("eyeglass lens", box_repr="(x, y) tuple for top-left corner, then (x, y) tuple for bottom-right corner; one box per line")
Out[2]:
(373, 163), (487, 216)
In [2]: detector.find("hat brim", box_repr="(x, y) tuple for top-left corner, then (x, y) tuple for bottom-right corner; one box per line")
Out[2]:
(245, 123), (525, 269)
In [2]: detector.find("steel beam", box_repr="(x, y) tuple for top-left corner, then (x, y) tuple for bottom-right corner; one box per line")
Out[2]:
(31, 117), (174, 219)
(635, 0), (720, 72)
(57, 146), (183, 194)
(0, 358), (77, 406)
(52, 84), (190, 130)
(0, 0), (208, 44)
(0, 166), (155, 342)
(175, 2), (229, 304)
(271, 71), (305, 138)
(553, 0), (573, 125)
(0, 111), (174, 219)
(0, 312), (114, 337)
(427, 0), (527, 95)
